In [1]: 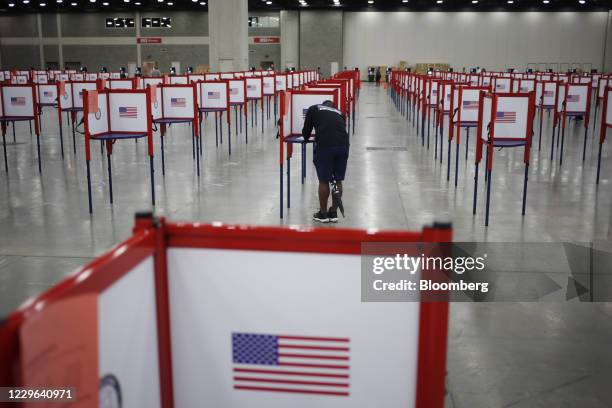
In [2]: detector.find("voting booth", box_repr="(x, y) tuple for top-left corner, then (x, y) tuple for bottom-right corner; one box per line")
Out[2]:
(0, 84), (42, 173)
(0, 213), (451, 408)
(557, 83), (592, 164)
(246, 77), (264, 134)
(435, 81), (453, 163)
(279, 90), (339, 218)
(448, 85), (490, 186)
(535, 80), (559, 151)
(228, 79), (247, 155)
(263, 75), (276, 122)
(198, 80), (230, 149)
(473, 91), (536, 226)
(83, 88), (154, 213)
(151, 83), (200, 177)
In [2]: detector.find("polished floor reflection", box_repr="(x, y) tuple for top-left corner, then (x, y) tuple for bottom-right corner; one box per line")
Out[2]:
(1, 83), (611, 407)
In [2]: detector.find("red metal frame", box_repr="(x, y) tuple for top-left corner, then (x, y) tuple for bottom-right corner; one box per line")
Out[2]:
(0, 214), (451, 408)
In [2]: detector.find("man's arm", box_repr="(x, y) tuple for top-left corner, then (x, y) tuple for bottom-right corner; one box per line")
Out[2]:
(302, 105), (316, 140)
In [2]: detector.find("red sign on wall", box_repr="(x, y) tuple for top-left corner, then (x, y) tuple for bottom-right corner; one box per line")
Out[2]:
(137, 37), (162, 44)
(252, 36), (280, 44)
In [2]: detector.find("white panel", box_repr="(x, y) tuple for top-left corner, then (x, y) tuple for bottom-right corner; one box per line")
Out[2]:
(188, 74), (205, 84)
(162, 87), (195, 119)
(206, 73), (221, 80)
(169, 76), (189, 85)
(2, 87), (34, 117)
(481, 95), (492, 141)
(109, 93), (148, 132)
(246, 78), (262, 99)
(565, 84), (588, 113)
(557, 84), (566, 113)
(87, 93), (109, 136)
(275, 75), (287, 92)
(60, 83), (73, 109)
(200, 82), (228, 110)
(494, 96), (529, 139)
(73, 83), (98, 109)
(606, 89), (612, 126)
(151, 87), (162, 120)
(518, 79), (535, 93)
(168, 248), (420, 408)
(263, 76), (275, 96)
(291, 93), (335, 135)
(109, 80), (134, 90)
(459, 89), (482, 123)
(494, 78), (511, 93)
(221, 73), (235, 79)
(144, 77), (164, 88)
(229, 80), (246, 104)
(37, 84), (57, 105)
(98, 256), (161, 408)
(287, 74), (293, 89)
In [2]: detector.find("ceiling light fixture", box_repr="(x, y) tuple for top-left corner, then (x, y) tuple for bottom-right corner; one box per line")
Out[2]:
(367, 0), (374, 3)
(70, 1), (76, 4)
(23, 0), (30, 3)
(472, 0), (478, 3)
(199, 1), (206, 4)
(402, 0), (408, 2)
(167, 1), (173, 4)
(8, 2), (15, 5)
(578, 0), (585, 3)
(39, 2), (46, 5)
(436, 0), (443, 3)
(103, 1), (109, 4)
(266, 0), (272, 3)
(543, 0), (549, 3)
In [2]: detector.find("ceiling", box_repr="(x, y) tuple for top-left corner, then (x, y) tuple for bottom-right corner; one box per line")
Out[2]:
(0, 0), (609, 13)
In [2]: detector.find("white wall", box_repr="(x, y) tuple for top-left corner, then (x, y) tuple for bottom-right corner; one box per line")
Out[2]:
(343, 12), (609, 73)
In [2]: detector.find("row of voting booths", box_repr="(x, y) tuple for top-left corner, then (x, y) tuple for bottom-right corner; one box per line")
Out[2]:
(0, 213), (452, 408)
(3, 68), (366, 215)
(387, 69), (611, 226)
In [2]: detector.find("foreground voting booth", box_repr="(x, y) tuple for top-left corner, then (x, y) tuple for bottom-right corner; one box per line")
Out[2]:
(0, 213), (451, 408)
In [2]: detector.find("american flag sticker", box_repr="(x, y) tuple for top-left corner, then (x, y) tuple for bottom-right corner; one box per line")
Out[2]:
(171, 97), (186, 107)
(496, 83), (505, 90)
(230, 88), (239, 95)
(543, 90), (554, 97)
(463, 100), (479, 110)
(43, 91), (54, 97)
(495, 111), (516, 123)
(232, 333), (350, 397)
(207, 91), (221, 99)
(247, 84), (256, 90)
(10, 97), (26, 106)
(567, 94), (580, 103)
(119, 106), (138, 118)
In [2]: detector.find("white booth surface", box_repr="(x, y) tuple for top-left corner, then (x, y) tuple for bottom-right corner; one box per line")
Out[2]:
(168, 248), (420, 407)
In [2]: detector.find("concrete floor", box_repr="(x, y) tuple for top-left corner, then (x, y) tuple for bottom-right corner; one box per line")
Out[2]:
(1, 83), (611, 407)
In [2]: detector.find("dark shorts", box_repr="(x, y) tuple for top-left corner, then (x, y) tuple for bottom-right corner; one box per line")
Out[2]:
(313, 146), (349, 182)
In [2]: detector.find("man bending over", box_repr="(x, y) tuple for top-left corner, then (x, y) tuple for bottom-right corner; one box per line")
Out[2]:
(302, 100), (349, 223)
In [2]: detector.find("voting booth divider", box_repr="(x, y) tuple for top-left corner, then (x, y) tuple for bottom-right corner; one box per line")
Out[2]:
(448, 85), (491, 186)
(141, 77), (165, 90)
(473, 91), (536, 226)
(150, 83), (200, 177)
(83, 88), (154, 213)
(58, 80), (102, 155)
(593, 76), (610, 132)
(492, 77), (512, 93)
(197, 80), (230, 150)
(596, 86), (612, 184)
(0, 83), (41, 173)
(0, 212), (451, 408)
(279, 90), (339, 219)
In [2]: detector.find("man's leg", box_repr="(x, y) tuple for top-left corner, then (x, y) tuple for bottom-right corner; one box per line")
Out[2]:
(330, 181), (342, 212)
(319, 181), (330, 213)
